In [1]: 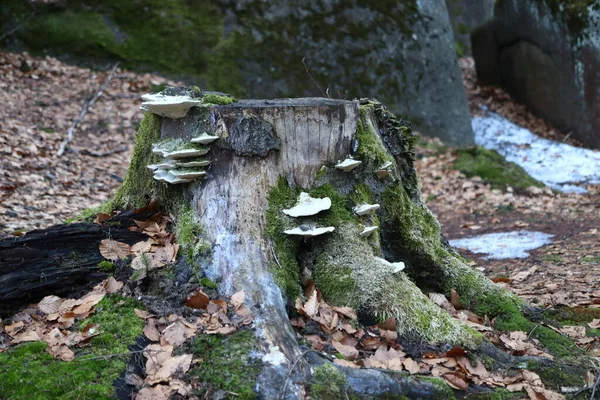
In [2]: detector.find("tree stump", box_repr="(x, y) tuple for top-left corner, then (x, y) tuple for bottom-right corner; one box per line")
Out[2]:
(105, 94), (524, 398)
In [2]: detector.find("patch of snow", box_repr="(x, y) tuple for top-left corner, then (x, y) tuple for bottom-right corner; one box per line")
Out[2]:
(472, 110), (600, 193)
(449, 230), (554, 260)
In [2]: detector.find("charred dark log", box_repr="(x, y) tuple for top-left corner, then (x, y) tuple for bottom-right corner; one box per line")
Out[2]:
(0, 214), (147, 316)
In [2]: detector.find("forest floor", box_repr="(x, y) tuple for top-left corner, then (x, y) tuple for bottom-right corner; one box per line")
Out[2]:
(2, 50), (597, 312)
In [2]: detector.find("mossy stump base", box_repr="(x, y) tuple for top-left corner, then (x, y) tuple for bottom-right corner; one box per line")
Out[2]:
(104, 96), (583, 398)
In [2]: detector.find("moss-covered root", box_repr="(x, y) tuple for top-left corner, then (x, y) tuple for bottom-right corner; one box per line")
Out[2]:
(380, 182), (523, 314)
(313, 223), (482, 347)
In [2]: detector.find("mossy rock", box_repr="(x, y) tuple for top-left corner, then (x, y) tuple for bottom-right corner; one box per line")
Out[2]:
(452, 146), (544, 191)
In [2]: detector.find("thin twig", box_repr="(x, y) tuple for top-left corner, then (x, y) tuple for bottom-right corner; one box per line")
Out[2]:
(78, 146), (129, 157)
(527, 324), (539, 339)
(591, 372), (600, 400)
(280, 349), (313, 399)
(271, 246), (283, 269)
(301, 57), (327, 98)
(0, 1), (36, 42)
(57, 62), (120, 156)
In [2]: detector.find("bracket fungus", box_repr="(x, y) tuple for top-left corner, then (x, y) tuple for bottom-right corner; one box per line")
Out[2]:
(375, 162), (393, 178)
(353, 203), (381, 216)
(284, 226), (335, 237)
(335, 158), (362, 172)
(176, 160), (211, 168)
(141, 93), (202, 119)
(147, 160), (177, 171)
(170, 169), (207, 179)
(360, 226), (379, 237)
(153, 170), (193, 185)
(374, 257), (406, 274)
(191, 132), (219, 145)
(282, 192), (332, 217)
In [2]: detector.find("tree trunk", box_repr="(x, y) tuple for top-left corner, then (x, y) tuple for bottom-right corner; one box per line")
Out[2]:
(111, 95), (524, 398)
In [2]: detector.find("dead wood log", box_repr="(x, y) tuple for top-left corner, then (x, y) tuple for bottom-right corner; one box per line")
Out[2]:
(0, 214), (146, 316)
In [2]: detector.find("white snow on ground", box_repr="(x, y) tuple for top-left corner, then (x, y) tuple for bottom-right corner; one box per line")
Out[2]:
(472, 110), (600, 193)
(449, 230), (554, 260)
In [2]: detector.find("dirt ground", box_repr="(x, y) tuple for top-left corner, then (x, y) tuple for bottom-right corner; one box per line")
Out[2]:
(1, 50), (598, 311)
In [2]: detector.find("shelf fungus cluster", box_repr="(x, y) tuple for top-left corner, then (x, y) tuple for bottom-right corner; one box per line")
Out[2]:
(148, 134), (218, 185)
(282, 193), (335, 237)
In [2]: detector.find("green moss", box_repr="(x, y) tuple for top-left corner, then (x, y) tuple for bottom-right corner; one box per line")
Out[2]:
(581, 256), (600, 263)
(199, 277), (218, 290)
(202, 93), (236, 105)
(190, 330), (261, 399)
(537, 0), (598, 39)
(3, 1), (234, 90)
(309, 184), (357, 227)
(527, 360), (586, 389)
(65, 206), (104, 223)
(0, 294), (143, 400)
(107, 113), (163, 211)
(98, 260), (116, 271)
(452, 147), (544, 190)
(355, 105), (394, 167)
(414, 376), (456, 399)
(265, 177), (302, 301)
(543, 255), (564, 262)
(455, 40), (466, 58)
(542, 306), (600, 324)
(175, 205), (206, 261)
(310, 363), (348, 400)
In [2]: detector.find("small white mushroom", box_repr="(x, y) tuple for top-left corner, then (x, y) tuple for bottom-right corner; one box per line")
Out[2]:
(360, 226), (379, 237)
(284, 226), (335, 237)
(282, 192), (332, 217)
(335, 158), (362, 172)
(164, 148), (210, 159)
(176, 160), (211, 168)
(375, 162), (393, 178)
(141, 94), (202, 119)
(374, 256), (405, 274)
(170, 169), (207, 179)
(153, 170), (192, 184)
(191, 132), (219, 145)
(147, 160), (177, 171)
(353, 203), (380, 216)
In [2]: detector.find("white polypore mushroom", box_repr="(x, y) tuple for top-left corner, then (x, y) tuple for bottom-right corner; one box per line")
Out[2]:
(164, 148), (210, 159)
(153, 170), (192, 184)
(375, 162), (393, 178)
(176, 160), (211, 168)
(170, 169), (207, 179)
(191, 132), (219, 145)
(147, 159), (177, 171)
(360, 226), (379, 237)
(335, 158), (362, 172)
(140, 94), (202, 119)
(353, 203), (380, 216)
(282, 192), (332, 217)
(374, 257), (405, 274)
(284, 226), (335, 237)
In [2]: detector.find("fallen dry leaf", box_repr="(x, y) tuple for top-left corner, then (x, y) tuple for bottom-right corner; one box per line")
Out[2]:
(185, 290), (210, 310)
(37, 295), (63, 315)
(99, 239), (132, 260)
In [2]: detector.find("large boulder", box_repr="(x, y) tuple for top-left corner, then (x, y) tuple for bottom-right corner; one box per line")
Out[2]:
(472, 0), (600, 148)
(0, 0), (474, 145)
(445, 0), (495, 56)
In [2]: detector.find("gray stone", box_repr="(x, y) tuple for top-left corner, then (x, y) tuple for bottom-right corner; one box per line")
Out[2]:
(445, 0), (495, 55)
(222, 0), (474, 145)
(472, 0), (600, 148)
